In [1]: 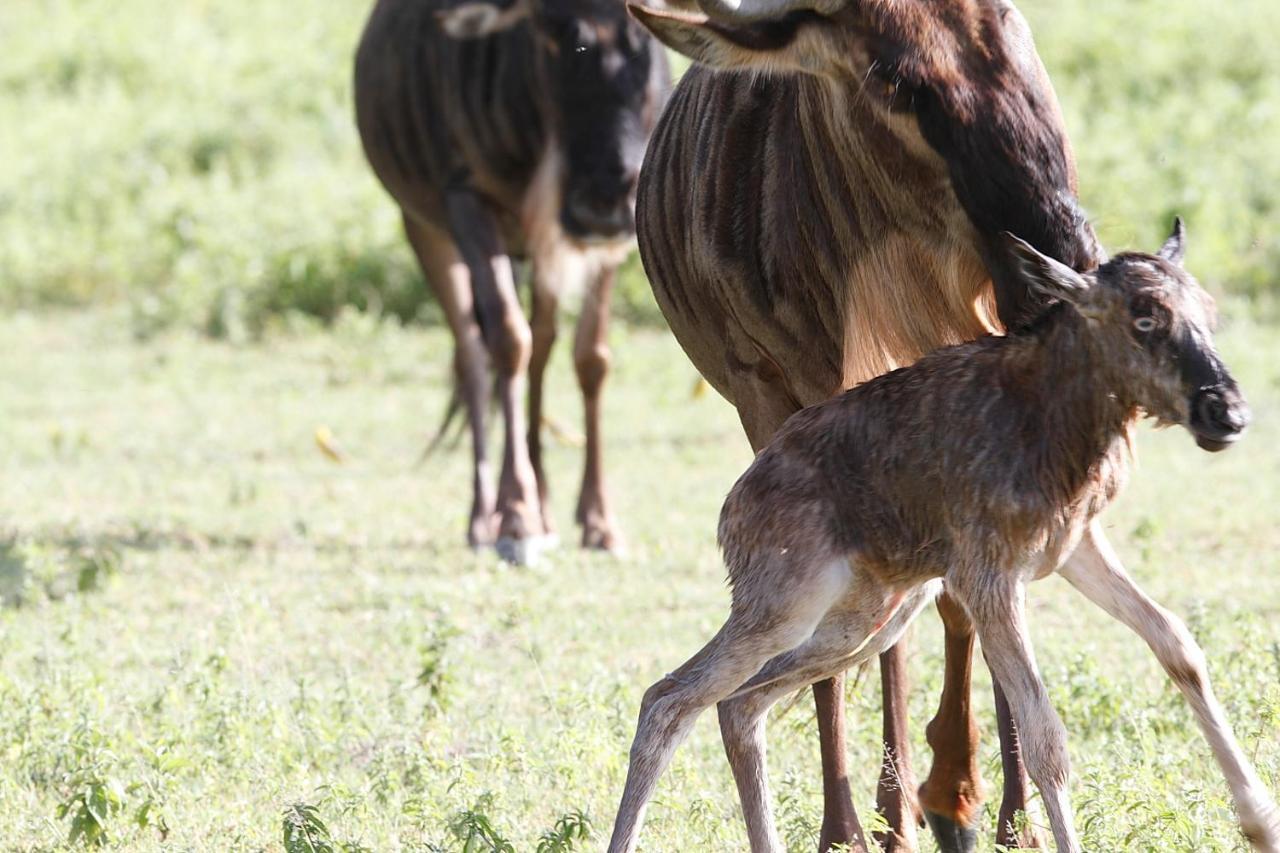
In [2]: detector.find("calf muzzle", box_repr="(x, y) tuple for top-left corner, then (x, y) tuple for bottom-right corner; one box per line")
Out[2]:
(1189, 386), (1250, 452)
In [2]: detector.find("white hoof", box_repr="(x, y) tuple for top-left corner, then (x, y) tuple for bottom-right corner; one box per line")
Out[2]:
(495, 534), (556, 567)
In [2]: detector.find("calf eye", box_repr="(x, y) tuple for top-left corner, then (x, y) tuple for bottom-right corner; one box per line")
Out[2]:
(1133, 316), (1157, 333)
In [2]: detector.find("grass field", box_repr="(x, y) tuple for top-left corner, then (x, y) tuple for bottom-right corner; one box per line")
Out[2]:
(3, 0), (1279, 849)
(1, 306), (1277, 851)
(1, 0), (1278, 333)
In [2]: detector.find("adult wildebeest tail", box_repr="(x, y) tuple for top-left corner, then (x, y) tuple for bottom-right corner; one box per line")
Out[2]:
(417, 378), (466, 464)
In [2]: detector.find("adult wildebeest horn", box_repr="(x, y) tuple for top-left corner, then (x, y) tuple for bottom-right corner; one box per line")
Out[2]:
(694, 0), (843, 23)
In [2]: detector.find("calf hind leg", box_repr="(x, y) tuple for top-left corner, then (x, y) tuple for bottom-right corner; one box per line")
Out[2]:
(721, 621), (885, 853)
(992, 679), (1043, 849)
(610, 559), (847, 853)
(610, 622), (819, 853)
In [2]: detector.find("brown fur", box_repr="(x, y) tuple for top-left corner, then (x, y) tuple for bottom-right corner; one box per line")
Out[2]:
(629, 0), (1105, 844)
(608, 231), (1276, 853)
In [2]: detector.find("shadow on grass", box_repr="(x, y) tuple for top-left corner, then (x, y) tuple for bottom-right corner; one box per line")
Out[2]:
(14, 523), (459, 560)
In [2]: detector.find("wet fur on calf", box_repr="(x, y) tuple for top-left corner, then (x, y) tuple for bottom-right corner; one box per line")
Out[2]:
(609, 227), (1278, 853)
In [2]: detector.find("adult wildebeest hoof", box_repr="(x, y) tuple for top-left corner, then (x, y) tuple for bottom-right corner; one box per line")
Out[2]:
(581, 523), (624, 556)
(924, 810), (978, 853)
(495, 534), (556, 567)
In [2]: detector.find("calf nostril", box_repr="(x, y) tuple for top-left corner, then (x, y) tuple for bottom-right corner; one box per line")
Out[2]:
(1197, 391), (1249, 434)
(1224, 402), (1251, 432)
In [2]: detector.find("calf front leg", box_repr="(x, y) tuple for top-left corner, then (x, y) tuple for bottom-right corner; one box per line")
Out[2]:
(917, 590), (1043, 852)
(1061, 523), (1280, 851)
(573, 264), (622, 552)
(951, 574), (1081, 853)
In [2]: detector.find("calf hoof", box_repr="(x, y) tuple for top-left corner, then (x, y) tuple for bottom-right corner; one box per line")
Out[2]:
(495, 534), (556, 567)
(924, 811), (977, 853)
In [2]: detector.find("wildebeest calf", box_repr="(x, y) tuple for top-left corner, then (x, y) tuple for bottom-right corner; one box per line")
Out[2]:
(608, 222), (1279, 853)
(355, 0), (669, 563)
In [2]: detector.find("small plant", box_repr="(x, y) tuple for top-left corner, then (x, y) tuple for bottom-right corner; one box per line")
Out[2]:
(56, 733), (127, 847)
(282, 801), (336, 853)
(57, 774), (126, 847)
(448, 796), (516, 853)
(416, 617), (461, 715)
(536, 810), (593, 852)
(75, 545), (121, 594)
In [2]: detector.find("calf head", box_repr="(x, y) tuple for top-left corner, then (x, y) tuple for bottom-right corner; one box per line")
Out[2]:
(1008, 221), (1251, 453)
(440, 0), (669, 243)
(628, 0), (1103, 326)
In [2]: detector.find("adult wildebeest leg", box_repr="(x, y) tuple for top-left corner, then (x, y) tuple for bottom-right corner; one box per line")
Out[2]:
(876, 642), (921, 852)
(527, 264), (559, 539)
(573, 264), (620, 551)
(403, 212), (496, 547)
(918, 592), (1040, 853)
(992, 679), (1042, 848)
(951, 575), (1080, 853)
(815, 673), (861, 852)
(726, 369), (862, 853)
(917, 592), (982, 853)
(443, 191), (545, 564)
(1062, 523), (1280, 850)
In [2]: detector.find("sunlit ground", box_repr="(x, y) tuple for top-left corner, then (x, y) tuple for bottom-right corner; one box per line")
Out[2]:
(0, 308), (1276, 850)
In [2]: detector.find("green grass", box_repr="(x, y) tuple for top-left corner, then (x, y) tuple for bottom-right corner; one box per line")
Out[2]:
(0, 307), (1277, 850)
(2, 0), (1279, 848)
(0, 0), (1278, 335)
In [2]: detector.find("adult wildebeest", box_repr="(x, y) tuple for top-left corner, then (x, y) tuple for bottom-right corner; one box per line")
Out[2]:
(355, 0), (670, 563)
(626, 0), (1104, 849)
(609, 223), (1279, 853)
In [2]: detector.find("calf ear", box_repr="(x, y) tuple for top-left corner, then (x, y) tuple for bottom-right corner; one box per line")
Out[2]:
(1158, 216), (1186, 266)
(628, 4), (833, 74)
(437, 0), (532, 38)
(1002, 233), (1090, 305)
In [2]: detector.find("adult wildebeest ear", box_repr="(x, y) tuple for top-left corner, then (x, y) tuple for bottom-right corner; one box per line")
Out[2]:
(437, 0), (533, 38)
(1002, 233), (1090, 305)
(628, 3), (837, 74)
(1158, 217), (1187, 266)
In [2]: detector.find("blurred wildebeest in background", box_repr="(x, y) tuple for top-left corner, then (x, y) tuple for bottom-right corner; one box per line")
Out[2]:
(355, 0), (670, 564)
(628, 0), (1103, 849)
